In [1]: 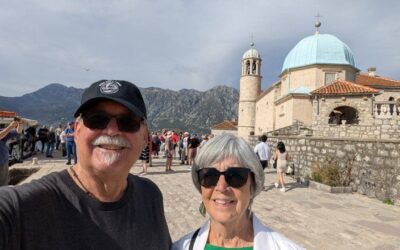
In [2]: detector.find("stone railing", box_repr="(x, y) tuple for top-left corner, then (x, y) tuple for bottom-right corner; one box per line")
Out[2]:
(374, 101), (400, 118)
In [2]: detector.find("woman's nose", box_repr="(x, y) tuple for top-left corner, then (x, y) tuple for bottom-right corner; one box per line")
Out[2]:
(214, 175), (231, 192)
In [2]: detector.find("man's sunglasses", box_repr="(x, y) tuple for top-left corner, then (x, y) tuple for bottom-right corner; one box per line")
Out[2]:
(81, 111), (142, 133)
(197, 167), (252, 188)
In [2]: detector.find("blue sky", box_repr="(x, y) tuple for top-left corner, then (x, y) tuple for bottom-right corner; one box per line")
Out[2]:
(0, 0), (399, 97)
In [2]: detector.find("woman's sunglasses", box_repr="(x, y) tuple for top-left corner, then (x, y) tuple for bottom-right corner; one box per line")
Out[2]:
(81, 111), (142, 133)
(197, 167), (251, 188)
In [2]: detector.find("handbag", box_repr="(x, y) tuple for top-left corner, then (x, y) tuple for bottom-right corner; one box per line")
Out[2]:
(286, 164), (294, 175)
(273, 160), (277, 169)
(189, 228), (201, 250)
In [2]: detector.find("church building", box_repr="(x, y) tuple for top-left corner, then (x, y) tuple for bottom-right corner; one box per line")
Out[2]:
(237, 22), (400, 140)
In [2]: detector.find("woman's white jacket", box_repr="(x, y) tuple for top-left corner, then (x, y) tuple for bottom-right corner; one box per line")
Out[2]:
(172, 214), (304, 250)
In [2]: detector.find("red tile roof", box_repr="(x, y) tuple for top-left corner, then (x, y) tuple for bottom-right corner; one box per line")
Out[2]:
(356, 74), (400, 88)
(0, 111), (17, 118)
(211, 120), (238, 130)
(311, 79), (379, 96)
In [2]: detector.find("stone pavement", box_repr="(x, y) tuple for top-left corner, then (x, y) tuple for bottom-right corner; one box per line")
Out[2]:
(10, 152), (400, 250)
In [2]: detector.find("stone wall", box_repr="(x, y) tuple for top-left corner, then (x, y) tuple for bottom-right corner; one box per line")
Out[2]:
(312, 96), (400, 140)
(249, 135), (400, 204)
(267, 120), (312, 136)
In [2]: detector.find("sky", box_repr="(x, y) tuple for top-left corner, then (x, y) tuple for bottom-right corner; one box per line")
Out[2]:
(0, 0), (399, 97)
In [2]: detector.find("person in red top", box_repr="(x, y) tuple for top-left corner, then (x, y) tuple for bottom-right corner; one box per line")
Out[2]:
(171, 130), (179, 159)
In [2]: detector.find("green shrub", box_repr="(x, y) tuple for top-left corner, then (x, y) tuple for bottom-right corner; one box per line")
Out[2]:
(311, 156), (353, 187)
(383, 199), (394, 205)
(319, 164), (341, 186)
(312, 172), (322, 183)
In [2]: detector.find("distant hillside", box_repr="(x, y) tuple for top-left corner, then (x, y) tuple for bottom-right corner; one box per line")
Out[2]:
(0, 83), (239, 133)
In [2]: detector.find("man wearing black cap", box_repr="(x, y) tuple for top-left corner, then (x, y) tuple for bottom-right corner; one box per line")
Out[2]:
(0, 80), (171, 249)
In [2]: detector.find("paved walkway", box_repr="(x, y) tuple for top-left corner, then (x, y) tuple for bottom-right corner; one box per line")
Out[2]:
(10, 151), (400, 250)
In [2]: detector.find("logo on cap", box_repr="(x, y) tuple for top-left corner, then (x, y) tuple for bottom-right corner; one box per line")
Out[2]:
(99, 80), (122, 94)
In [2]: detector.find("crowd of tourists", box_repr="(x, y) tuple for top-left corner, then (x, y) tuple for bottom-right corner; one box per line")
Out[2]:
(139, 129), (212, 174)
(19, 121), (77, 165)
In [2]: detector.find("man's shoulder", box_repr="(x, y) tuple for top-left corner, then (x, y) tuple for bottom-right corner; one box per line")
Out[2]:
(0, 171), (66, 207)
(128, 174), (162, 195)
(254, 142), (263, 150)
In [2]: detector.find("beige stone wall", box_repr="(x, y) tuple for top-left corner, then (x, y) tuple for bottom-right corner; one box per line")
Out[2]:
(374, 90), (400, 102)
(255, 90), (275, 135)
(343, 66), (358, 82)
(238, 101), (256, 133)
(255, 93), (312, 134)
(280, 65), (358, 95)
(248, 135), (400, 203)
(238, 75), (261, 138)
(275, 97), (294, 129)
(312, 95), (400, 139)
(292, 97), (313, 126)
(273, 96), (313, 130)
(239, 76), (261, 101)
(315, 65), (357, 87)
(245, 63), (359, 137)
(281, 67), (318, 94)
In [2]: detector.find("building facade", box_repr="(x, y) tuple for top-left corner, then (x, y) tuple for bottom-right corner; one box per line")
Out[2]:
(237, 23), (400, 140)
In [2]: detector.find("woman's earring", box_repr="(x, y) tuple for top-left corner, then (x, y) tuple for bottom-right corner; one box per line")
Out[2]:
(199, 202), (206, 217)
(247, 200), (253, 219)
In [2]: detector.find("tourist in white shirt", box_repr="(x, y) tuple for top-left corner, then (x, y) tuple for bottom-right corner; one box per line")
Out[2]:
(254, 135), (270, 169)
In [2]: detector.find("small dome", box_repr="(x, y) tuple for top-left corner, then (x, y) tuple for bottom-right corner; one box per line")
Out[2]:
(242, 48), (260, 60)
(281, 34), (355, 73)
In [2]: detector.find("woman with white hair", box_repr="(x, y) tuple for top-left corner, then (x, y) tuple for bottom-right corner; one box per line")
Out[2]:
(172, 133), (303, 250)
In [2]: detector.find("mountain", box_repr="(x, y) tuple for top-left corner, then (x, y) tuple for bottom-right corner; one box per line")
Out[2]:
(0, 83), (239, 133)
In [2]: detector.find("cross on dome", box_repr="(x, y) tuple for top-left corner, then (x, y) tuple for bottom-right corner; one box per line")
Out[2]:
(314, 13), (322, 34)
(249, 33), (255, 47)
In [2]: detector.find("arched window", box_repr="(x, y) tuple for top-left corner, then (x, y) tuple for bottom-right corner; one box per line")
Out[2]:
(246, 61), (250, 75)
(328, 106), (359, 125)
(252, 61), (256, 74)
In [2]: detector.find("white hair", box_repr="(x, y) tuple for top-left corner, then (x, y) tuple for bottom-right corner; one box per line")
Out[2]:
(191, 133), (265, 198)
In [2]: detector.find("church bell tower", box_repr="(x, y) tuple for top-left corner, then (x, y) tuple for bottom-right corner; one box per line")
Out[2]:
(237, 43), (261, 140)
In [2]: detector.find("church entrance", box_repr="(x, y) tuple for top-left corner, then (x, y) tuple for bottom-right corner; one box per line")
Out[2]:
(328, 106), (358, 125)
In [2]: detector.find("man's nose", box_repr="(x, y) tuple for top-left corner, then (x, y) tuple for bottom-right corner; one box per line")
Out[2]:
(104, 117), (121, 135)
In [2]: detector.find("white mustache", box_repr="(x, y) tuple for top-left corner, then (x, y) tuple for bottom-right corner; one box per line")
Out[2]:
(91, 135), (131, 148)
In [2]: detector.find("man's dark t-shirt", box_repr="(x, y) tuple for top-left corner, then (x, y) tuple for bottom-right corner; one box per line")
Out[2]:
(0, 170), (171, 249)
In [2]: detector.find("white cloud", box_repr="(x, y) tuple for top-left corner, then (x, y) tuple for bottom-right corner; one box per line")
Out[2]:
(0, 0), (399, 96)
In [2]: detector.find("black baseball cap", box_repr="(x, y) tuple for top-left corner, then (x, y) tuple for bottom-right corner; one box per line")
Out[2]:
(74, 80), (147, 119)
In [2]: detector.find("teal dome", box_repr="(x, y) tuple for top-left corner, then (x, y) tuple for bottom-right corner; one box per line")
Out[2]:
(281, 34), (355, 73)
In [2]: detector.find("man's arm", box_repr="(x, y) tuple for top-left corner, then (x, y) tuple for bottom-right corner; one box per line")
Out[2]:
(254, 144), (259, 154)
(0, 121), (19, 141)
(15, 121), (23, 134)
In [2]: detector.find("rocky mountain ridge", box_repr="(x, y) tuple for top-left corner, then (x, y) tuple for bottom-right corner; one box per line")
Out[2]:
(0, 83), (239, 133)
